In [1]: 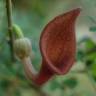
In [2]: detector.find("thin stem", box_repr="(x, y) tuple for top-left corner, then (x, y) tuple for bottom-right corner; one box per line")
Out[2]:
(6, 0), (15, 61)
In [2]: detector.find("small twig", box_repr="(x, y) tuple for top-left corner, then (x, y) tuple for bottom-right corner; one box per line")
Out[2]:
(6, 0), (15, 61)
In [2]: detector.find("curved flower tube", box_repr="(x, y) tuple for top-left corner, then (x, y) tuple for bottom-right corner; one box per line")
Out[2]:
(20, 8), (81, 86)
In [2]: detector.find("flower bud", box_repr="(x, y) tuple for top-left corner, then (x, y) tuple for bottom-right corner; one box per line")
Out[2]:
(14, 38), (32, 59)
(12, 24), (24, 39)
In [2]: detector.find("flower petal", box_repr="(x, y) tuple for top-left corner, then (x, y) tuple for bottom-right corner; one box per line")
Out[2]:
(40, 8), (81, 75)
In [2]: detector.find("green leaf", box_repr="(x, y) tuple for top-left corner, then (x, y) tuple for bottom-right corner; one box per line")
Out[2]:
(50, 80), (61, 90)
(63, 77), (78, 89)
(85, 39), (96, 50)
(13, 88), (21, 96)
(88, 16), (96, 24)
(0, 80), (11, 90)
(85, 53), (96, 62)
(77, 50), (85, 61)
(91, 60), (96, 77)
(90, 26), (96, 32)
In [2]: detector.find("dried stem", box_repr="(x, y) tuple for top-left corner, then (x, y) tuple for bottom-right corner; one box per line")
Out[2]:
(6, 0), (15, 61)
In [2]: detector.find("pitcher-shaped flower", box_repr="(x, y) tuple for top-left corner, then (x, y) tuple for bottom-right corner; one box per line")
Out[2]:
(14, 8), (81, 86)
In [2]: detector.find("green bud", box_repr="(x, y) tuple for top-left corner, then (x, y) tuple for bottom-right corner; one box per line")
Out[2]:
(12, 24), (24, 38)
(14, 38), (32, 59)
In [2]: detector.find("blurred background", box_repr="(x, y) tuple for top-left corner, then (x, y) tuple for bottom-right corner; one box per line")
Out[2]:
(0, 0), (96, 96)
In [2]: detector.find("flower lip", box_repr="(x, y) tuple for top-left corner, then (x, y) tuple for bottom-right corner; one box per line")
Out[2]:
(40, 8), (81, 75)
(71, 7), (81, 17)
(71, 7), (81, 14)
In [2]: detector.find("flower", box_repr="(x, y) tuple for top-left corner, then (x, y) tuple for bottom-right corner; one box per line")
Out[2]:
(18, 8), (81, 86)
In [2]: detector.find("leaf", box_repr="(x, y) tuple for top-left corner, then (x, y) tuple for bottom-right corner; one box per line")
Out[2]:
(13, 88), (21, 96)
(90, 26), (96, 32)
(63, 77), (78, 89)
(50, 80), (61, 90)
(85, 53), (96, 62)
(85, 39), (96, 50)
(0, 80), (11, 90)
(88, 16), (96, 24)
(91, 60), (96, 77)
(77, 50), (85, 61)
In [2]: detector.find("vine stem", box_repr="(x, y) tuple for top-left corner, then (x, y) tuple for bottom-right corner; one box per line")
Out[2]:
(6, 0), (15, 61)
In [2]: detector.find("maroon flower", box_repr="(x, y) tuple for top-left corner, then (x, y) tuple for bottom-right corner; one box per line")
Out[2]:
(21, 8), (81, 86)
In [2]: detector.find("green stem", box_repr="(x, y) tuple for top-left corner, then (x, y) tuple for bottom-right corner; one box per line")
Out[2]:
(6, 0), (15, 61)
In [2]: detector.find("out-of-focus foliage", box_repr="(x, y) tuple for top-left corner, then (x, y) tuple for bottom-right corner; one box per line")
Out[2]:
(0, 0), (96, 96)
